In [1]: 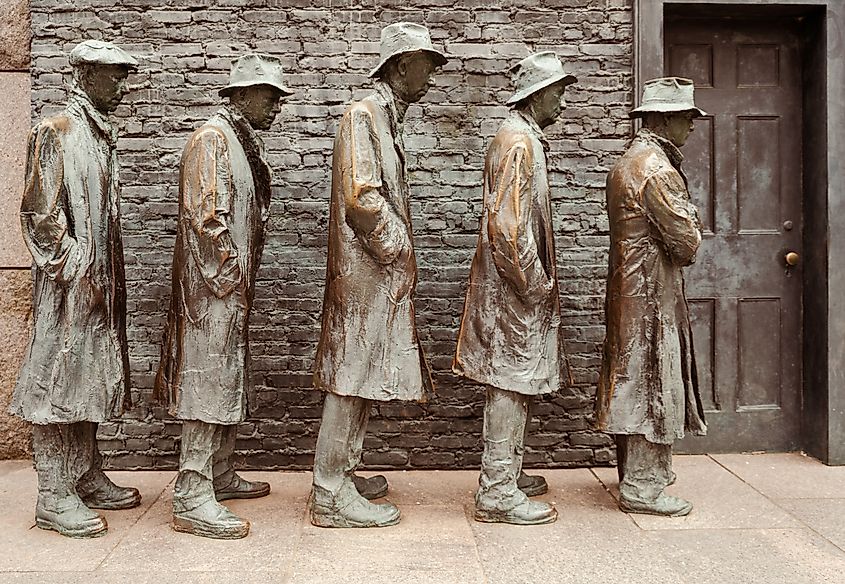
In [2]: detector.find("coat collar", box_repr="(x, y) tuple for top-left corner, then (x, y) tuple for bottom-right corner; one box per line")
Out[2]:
(373, 81), (408, 135)
(636, 128), (684, 170)
(512, 110), (550, 152)
(218, 105), (266, 155)
(68, 86), (118, 146)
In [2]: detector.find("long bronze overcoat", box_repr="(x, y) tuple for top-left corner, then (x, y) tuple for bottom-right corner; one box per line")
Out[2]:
(11, 89), (130, 424)
(155, 107), (270, 424)
(313, 82), (432, 402)
(595, 128), (707, 444)
(453, 111), (570, 396)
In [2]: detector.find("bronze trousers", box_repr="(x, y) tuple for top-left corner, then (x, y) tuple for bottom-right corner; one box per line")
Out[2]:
(174, 421), (237, 512)
(616, 434), (674, 504)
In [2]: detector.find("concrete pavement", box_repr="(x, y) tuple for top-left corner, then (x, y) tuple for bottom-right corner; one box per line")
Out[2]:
(0, 453), (843, 583)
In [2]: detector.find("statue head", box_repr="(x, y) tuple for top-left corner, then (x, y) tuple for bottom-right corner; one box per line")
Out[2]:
(630, 77), (707, 148)
(219, 54), (293, 130)
(69, 40), (138, 113)
(369, 22), (447, 104)
(507, 52), (577, 129)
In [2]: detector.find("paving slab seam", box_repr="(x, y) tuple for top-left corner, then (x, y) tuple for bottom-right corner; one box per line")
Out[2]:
(706, 454), (845, 554)
(588, 468), (642, 530)
(92, 474), (176, 572)
(278, 486), (311, 584)
(460, 502), (491, 584)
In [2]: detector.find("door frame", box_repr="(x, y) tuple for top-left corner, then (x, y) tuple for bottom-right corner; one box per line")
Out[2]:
(634, 0), (845, 465)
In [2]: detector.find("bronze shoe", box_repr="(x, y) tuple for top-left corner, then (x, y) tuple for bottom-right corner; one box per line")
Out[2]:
(517, 471), (548, 497)
(77, 473), (141, 511)
(619, 493), (692, 517)
(475, 500), (558, 525)
(215, 473), (271, 502)
(172, 499), (250, 539)
(352, 473), (389, 500)
(36, 497), (108, 538)
(310, 487), (400, 528)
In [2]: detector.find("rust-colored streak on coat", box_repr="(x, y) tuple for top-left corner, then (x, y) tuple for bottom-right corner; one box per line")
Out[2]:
(155, 108), (270, 424)
(12, 92), (130, 424)
(313, 83), (432, 402)
(454, 111), (569, 396)
(595, 129), (707, 444)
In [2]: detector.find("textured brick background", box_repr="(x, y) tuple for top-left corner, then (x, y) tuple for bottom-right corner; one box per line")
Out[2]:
(29, 0), (633, 470)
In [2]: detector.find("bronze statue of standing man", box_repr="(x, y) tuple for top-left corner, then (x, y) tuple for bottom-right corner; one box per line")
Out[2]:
(454, 52), (576, 525)
(595, 77), (708, 517)
(11, 40), (141, 538)
(155, 54), (292, 539)
(310, 22), (447, 528)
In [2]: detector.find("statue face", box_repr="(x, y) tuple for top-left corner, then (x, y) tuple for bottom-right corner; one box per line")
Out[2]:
(81, 64), (131, 113)
(394, 52), (438, 103)
(664, 112), (696, 147)
(236, 85), (285, 130)
(532, 82), (568, 129)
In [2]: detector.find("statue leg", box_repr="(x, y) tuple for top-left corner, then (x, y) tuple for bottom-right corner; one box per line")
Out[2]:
(617, 434), (691, 517)
(474, 387), (557, 525)
(212, 424), (270, 501)
(172, 420), (249, 539)
(32, 422), (107, 538)
(516, 396), (548, 497)
(76, 422), (141, 510)
(310, 393), (400, 528)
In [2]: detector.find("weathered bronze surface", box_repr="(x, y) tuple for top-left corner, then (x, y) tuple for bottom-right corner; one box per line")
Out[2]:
(454, 52), (575, 526)
(154, 54), (290, 539)
(310, 22), (446, 529)
(595, 77), (707, 517)
(10, 40), (141, 538)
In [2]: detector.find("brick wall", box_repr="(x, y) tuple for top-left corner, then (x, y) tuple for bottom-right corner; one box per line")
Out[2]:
(29, 0), (633, 470)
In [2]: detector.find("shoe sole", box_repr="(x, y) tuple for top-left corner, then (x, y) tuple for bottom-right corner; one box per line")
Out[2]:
(172, 516), (250, 539)
(84, 494), (142, 511)
(215, 486), (271, 502)
(36, 517), (108, 538)
(310, 511), (400, 528)
(618, 501), (692, 517)
(474, 509), (558, 525)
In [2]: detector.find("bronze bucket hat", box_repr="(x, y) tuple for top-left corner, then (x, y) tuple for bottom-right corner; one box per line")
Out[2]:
(368, 22), (448, 78)
(629, 77), (707, 118)
(219, 53), (293, 97)
(506, 51), (577, 106)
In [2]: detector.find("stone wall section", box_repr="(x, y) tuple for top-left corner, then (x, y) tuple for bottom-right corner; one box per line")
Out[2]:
(25, 0), (633, 470)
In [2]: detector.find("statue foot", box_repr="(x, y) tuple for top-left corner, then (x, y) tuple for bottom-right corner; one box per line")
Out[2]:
(310, 492), (400, 528)
(36, 497), (108, 538)
(619, 493), (692, 517)
(78, 473), (141, 511)
(352, 473), (389, 500)
(215, 473), (271, 502)
(172, 500), (250, 539)
(475, 500), (558, 525)
(517, 471), (548, 497)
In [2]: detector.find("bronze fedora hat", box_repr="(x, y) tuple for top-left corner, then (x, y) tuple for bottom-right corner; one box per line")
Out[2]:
(506, 51), (577, 106)
(629, 77), (707, 118)
(368, 22), (447, 78)
(219, 53), (293, 97)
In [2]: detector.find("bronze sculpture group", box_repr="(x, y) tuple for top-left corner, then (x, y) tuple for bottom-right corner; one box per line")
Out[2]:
(11, 25), (708, 539)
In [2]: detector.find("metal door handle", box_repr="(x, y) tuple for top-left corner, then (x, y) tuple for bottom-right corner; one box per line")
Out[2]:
(785, 252), (800, 266)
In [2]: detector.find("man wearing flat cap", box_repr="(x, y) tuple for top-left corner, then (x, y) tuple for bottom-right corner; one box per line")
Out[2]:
(310, 22), (446, 528)
(11, 39), (140, 538)
(155, 54), (291, 539)
(595, 77), (708, 517)
(454, 52), (575, 525)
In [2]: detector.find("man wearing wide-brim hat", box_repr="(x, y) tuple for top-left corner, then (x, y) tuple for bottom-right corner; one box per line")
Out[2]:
(454, 51), (576, 525)
(310, 22), (446, 528)
(595, 77), (708, 517)
(11, 39), (141, 538)
(155, 53), (292, 539)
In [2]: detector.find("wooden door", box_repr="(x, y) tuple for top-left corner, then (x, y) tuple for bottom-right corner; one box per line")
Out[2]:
(665, 17), (803, 452)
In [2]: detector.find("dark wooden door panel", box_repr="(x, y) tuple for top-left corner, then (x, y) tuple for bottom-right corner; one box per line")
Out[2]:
(666, 17), (803, 452)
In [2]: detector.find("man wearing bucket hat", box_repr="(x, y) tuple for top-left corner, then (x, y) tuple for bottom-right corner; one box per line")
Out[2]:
(310, 22), (446, 528)
(10, 39), (140, 538)
(595, 77), (708, 517)
(155, 54), (291, 539)
(454, 51), (575, 525)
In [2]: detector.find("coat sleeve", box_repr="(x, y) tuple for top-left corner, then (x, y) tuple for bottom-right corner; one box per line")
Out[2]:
(342, 107), (409, 265)
(181, 127), (242, 298)
(642, 168), (702, 266)
(19, 121), (82, 284)
(487, 141), (552, 302)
